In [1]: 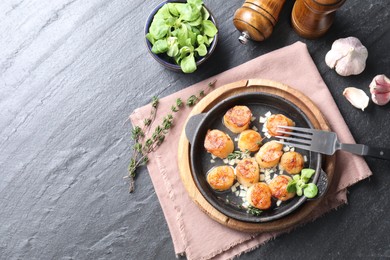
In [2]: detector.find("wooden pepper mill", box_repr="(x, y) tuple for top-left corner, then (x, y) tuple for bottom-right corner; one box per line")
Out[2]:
(233, 0), (287, 44)
(291, 0), (346, 38)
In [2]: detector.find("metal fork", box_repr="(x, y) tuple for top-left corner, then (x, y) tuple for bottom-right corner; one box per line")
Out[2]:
(276, 126), (390, 160)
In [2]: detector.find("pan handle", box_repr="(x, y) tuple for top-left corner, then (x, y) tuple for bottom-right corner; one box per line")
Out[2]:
(307, 169), (328, 201)
(185, 113), (206, 145)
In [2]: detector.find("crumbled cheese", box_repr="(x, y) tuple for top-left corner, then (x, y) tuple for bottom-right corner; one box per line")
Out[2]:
(239, 185), (248, 191)
(279, 170), (284, 175)
(242, 202), (249, 208)
(234, 137), (239, 142)
(251, 116), (256, 122)
(211, 154), (217, 159)
(283, 146), (290, 152)
(259, 116), (266, 123)
(235, 191), (239, 196)
(290, 147), (295, 152)
(231, 186), (237, 192)
(276, 200), (282, 207)
(210, 159), (215, 163)
(239, 190), (247, 197)
(223, 159), (229, 164)
(260, 174), (265, 181)
(242, 153), (250, 159)
(252, 126), (258, 131)
(265, 111), (272, 117)
(265, 132), (271, 139)
(304, 155), (308, 162)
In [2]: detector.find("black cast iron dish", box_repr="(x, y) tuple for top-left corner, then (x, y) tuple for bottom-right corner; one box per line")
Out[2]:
(185, 92), (328, 223)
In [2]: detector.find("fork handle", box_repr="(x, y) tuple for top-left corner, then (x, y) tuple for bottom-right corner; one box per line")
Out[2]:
(363, 145), (390, 160)
(340, 144), (390, 160)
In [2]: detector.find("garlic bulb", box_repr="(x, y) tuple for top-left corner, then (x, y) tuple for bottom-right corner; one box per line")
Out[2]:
(343, 87), (369, 111)
(369, 74), (390, 106)
(325, 37), (368, 76)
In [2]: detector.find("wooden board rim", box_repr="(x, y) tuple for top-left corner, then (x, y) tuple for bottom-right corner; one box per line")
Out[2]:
(177, 78), (336, 233)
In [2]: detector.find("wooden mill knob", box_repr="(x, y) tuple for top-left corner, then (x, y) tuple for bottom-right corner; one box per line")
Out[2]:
(233, 0), (287, 44)
(291, 0), (346, 39)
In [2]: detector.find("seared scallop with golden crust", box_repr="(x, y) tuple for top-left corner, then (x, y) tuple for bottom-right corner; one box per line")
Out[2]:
(206, 166), (235, 191)
(204, 129), (234, 159)
(237, 129), (263, 152)
(235, 158), (260, 187)
(255, 141), (283, 168)
(280, 151), (304, 174)
(246, 182), (272, 210)
(265, 114), (295, 137)
(269, 175), (296, 201)
(223, 105), (252, 133)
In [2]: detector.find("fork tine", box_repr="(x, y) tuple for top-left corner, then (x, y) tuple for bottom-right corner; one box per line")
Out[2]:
(276, 129), (312, 139)
(277, 125), (315, 134)
(275, 140), (311, 151)
(276, 136), (312, 145)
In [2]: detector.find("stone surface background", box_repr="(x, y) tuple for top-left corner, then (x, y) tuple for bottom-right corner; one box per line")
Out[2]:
(1, 0), (389, 259)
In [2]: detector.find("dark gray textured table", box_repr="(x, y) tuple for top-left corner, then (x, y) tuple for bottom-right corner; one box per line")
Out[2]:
(1, 0), (389, 259)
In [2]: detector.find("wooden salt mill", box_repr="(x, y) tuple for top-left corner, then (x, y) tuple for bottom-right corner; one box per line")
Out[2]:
(291, 0), (346, 38)
(233, 0), (287, 44)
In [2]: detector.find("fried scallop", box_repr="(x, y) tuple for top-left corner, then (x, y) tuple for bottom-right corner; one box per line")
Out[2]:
(265, 114), (295, 137)
(237, 129), (263, 152)
(204, 129), (234, 159)
(235, 158), (260, 187)
(206, 165), (235, 191)
(269, 175), (296, 201)
(223, 105), (252, 133)
(255, 141), (283, 168)
(280, 151), (304, 174)
(246, 182), (272, 210)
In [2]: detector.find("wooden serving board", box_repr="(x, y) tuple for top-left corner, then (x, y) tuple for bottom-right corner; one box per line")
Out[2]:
(177, 79), (336, 233)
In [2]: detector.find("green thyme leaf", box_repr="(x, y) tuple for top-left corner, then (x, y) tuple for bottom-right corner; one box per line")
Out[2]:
(186, 95), (198, 107)
(176, 98), (183, 107)
(144, 118), (152, 126)
(247, 206), (262, 216)
(227, 150), (250, 160)
(152, 96), (159, 108)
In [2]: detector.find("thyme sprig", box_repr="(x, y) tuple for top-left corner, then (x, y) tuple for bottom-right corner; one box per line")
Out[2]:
(247, 206), (262, 216)
(127, 79), (217, 193)
(227, 150), (251, 161)
(186, 79), (217, 107)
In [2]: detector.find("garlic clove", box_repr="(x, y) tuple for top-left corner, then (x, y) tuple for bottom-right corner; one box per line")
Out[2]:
(343, 87), (369, 111)
(371, 92), (390, 106)
(369, 74), (390, 105)
(325, 37), (368, 76)
(325, 47), (344, 69)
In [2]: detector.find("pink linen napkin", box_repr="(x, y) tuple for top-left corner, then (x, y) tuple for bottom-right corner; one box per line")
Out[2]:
(129, 41), (372, 260)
